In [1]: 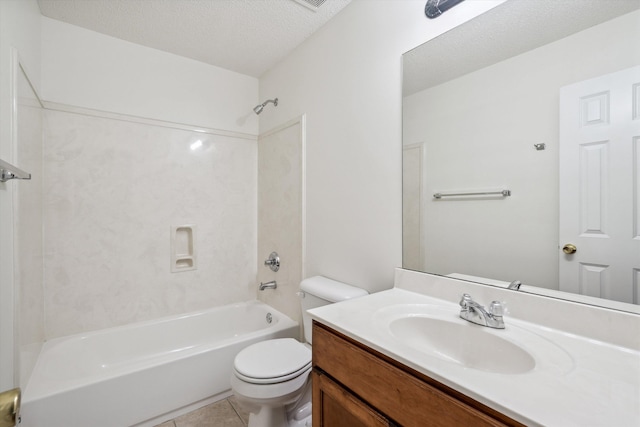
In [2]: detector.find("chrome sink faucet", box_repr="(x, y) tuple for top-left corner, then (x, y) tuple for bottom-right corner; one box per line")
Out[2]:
(459, 294), (505, 329)
(508, 280), (522, 290)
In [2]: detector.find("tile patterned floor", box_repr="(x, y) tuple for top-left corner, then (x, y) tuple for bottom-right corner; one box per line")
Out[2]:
(155, 396), (250, 427)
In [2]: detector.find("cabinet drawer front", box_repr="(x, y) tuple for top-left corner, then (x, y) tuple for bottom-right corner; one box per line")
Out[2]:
(313, 323), (518, 427)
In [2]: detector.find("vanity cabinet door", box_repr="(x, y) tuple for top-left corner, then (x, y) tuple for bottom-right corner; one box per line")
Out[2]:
(312, 370), (392, 427)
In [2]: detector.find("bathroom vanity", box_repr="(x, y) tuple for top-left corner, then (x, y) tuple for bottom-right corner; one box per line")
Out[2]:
(308, 269), (640, 427)
(312, 322), (521, 426)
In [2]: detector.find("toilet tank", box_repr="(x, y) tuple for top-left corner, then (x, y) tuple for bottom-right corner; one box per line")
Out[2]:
(299, 276), (368, 344)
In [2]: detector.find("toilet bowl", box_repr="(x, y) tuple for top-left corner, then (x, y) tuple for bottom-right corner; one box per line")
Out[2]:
(230, 276), (368, 427)
(231, 338), (312, 427)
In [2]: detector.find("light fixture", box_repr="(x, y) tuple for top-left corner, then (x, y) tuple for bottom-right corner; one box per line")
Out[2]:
(425, 0), (466, 19)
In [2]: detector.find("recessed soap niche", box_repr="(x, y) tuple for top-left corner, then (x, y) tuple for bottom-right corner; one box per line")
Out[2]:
(171, 224), (197, 272)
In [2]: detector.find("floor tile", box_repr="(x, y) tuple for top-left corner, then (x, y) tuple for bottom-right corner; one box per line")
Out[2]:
(174, 400), (245, 427)
(228, 396), (250, 426)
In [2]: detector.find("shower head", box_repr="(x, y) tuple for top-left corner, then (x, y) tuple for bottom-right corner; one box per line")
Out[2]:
(253, 98), (278, 115)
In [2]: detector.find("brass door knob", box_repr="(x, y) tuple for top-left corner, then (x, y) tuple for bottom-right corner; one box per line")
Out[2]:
(0, 387), (20, 427)
(562, 244), (577, 254)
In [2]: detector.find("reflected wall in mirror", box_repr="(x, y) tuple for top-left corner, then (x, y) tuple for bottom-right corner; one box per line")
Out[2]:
(402, 0), (640, 311)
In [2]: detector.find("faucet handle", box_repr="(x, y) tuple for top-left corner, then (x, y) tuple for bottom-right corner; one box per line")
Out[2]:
(459, 293), (472, 308)
(489, 301), (504, 317)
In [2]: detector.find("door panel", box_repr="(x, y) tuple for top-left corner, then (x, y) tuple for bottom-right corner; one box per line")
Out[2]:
(559, 66), (640, 303)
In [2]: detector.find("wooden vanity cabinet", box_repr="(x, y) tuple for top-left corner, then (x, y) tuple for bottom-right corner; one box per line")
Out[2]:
(312, 321), (524, 427)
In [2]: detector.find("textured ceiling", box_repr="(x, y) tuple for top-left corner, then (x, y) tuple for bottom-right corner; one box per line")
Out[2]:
(403, 0), (640, 96)
(38, 0), (352, 77)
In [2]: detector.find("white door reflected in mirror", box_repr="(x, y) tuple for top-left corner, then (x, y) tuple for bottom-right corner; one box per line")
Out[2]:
(559, 66), (640, 304)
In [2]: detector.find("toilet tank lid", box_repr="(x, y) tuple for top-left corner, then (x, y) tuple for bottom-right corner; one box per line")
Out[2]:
(300, 276), (368, 302)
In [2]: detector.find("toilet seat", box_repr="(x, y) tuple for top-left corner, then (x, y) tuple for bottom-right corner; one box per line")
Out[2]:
(234, 338), (311, 385)
(230, 364), (311, 402)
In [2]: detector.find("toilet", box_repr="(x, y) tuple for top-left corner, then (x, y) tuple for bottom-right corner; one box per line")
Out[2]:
(230, 276), (368, 427)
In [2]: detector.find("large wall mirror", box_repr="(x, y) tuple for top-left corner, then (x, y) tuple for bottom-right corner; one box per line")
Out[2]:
(402, 0), (640, 312)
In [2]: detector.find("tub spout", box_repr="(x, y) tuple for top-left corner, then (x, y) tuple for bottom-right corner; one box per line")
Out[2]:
(259, 280), (277, 291)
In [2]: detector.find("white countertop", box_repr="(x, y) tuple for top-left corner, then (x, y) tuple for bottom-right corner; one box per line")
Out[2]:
(308, 283), (640, 426)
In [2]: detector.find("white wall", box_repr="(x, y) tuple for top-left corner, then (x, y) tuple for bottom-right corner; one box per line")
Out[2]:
(258, 0), (503, 293)
(0, 0), (42, 391)
(403, 10), (640, 289)
(41, 17), (259, 136)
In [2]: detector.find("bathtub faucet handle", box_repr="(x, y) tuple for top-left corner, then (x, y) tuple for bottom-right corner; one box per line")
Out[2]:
(264, 252), (280, 272)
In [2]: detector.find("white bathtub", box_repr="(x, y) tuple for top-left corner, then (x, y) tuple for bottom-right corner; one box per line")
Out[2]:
(21, 300), (299, 427)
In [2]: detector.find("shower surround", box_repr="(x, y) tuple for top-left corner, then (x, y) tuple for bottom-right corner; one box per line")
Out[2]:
(43, 108), (258, 339)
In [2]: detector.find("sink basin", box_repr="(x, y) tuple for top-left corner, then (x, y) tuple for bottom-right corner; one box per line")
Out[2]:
(389, 316), (535, 374)
(374, 304), (574, 376)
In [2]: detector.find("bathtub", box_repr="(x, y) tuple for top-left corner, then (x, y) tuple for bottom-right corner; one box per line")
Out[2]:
(21, 300), (299, 427)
